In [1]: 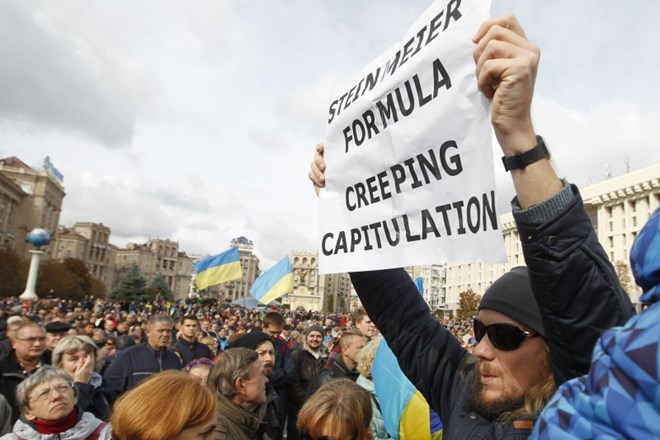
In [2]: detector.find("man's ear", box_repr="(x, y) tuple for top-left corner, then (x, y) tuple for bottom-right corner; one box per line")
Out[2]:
(234, 377), (245, 395)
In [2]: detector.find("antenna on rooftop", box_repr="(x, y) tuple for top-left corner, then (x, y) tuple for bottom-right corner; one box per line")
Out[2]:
(624, 155), (630, 174)
(604, 163), (612, 180)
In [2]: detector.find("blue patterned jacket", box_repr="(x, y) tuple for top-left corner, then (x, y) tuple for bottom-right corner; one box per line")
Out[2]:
(532, 207), (660, 439)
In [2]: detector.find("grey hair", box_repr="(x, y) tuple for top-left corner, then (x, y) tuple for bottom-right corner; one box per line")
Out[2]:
(15, 367), (77, 412)
(52, 335), (98, 368)
(207, 347), (258, 399)
(146, 314), (174, 327)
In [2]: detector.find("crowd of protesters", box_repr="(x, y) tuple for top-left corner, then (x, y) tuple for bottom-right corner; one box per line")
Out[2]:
(0, 292), (466, 438)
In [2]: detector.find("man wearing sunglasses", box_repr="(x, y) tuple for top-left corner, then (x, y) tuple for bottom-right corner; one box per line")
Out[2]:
(308, 15), (634, 439)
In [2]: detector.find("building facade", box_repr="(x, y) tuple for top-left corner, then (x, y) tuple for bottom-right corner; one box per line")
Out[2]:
(0, 172), (26, 250)
(51, 222), (116, 291)
(404, 264), (446, 310)
(0, 156), (65, 258)
(114, 239), (194, 300)
(282, 251), (353, 312)
(444, 163), (660, 311)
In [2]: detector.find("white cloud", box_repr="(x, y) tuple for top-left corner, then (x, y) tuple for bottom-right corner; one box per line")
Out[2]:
(3, 1), (659, 271)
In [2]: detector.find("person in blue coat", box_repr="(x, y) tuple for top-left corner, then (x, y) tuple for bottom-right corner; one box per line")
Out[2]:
(532, 207), (660, 439)
(103, 315), (181, 400)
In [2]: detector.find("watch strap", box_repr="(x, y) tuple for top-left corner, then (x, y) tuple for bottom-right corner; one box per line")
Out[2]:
(501, 136), (550, 171)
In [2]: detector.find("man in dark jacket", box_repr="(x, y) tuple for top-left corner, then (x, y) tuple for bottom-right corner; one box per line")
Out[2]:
(232, 331), (285, 440)
(172, 314), (212, 364)
(208, 348), (271, 440)
(308, 329), (366, 395)
(288, 324), (328, 440)
(103, 314), (181, 399)
(308, 15), (634, 438)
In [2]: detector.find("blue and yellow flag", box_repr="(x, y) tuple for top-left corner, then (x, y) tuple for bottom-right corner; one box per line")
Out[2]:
(250, 256), (293, 305)
(193, 248), (242, 291)
(373, 340), (434, 439)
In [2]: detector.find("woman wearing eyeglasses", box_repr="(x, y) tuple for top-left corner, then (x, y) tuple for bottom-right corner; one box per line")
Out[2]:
(51, 335), (112, 420)
(0, 366), (110, 439)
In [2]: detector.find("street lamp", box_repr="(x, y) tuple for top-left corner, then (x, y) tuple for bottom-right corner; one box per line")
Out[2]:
(20, 228), (51, 301)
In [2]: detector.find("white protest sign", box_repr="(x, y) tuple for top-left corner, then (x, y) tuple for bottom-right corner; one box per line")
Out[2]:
(319, 0), (505, 274)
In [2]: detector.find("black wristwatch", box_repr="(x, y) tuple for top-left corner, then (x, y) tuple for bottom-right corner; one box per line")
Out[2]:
(501, 136), (550, 171)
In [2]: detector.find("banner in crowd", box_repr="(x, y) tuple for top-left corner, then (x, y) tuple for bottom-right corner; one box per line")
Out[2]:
(319, 0), (505, 273)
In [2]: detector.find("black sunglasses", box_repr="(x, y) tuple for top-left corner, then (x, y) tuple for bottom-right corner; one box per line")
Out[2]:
(472, 318), (536, 351)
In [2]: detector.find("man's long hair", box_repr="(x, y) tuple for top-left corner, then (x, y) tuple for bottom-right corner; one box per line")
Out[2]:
(463, 343), (556, 423)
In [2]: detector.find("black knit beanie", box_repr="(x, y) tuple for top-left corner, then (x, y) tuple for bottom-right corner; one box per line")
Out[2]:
(478, 266), (545, 337)
(232, 331), (271, 350)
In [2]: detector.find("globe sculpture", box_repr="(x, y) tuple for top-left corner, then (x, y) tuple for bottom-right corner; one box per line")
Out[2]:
(27, 228), (51, 246)
(20, 228), (52, 300)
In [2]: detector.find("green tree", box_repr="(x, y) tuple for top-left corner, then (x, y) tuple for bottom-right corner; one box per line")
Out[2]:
(109, 265), (147, 302)
(457, 288), (481, 319)
(338, 295), (346, 312)
(35, 258), (92, 300)
(148, 274), (173, 301)
(0, 248), (27, 297)
(614, 260), (635, 293)
(326, 294), (335, 312)
(88, 278), (107, 299)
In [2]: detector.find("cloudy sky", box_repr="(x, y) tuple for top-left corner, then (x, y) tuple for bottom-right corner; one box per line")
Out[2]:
(4, 0), (659, 269)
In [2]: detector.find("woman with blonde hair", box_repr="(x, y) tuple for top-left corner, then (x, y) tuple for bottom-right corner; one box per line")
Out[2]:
(297, 378), (372, 440)
(356, 336), (391, 439)
(110, 370), (216, 440)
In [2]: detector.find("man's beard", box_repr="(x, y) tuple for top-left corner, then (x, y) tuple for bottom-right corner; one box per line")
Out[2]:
(263, 365), (274, 378)
(468, 373), (524, 420)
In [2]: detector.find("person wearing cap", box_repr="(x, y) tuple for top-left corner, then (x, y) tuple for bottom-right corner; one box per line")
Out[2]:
(288, 324), (328, 440)
(43, 321), (72, 365)
(307, 15), (634, 438)
(233, 331), (285, 440)
(532, 208), (660, 439)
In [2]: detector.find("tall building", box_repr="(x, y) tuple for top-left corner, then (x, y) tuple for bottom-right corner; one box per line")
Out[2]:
(404, 264), (446, 310)
(0, 156), (65, 257)
(444, 163), (660, 311)
(51, 222), (116, 291)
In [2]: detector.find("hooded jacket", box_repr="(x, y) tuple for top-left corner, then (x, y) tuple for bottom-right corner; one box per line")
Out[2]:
(532, 207), (660, 439)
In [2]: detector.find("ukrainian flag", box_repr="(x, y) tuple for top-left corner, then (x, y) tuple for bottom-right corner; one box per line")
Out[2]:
(250, 256), (293, 305)
(193, 248), (242, 291)
(371, 276), (442, 439)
